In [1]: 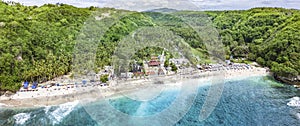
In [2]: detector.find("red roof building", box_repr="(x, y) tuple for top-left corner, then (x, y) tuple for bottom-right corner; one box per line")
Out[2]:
(148, 57), (161, 67)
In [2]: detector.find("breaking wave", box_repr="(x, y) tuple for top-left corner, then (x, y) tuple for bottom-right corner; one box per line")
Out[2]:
(13, 113), (31, 125)
(287, 97), (300, 107)
(46, 100), (79, 124)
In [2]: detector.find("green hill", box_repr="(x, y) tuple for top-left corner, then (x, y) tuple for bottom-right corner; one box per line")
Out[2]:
(207, 8), (299, 83)
(0, 2), (299, 92)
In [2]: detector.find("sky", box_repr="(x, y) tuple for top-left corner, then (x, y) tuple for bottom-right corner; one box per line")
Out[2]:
(4, 0), (300, 11)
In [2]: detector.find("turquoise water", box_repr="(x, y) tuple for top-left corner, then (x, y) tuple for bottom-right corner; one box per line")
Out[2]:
(1, 76), (300, 126)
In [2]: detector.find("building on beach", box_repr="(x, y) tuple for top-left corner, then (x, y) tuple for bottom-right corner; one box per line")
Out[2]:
(148, 56), (161, 67)
(120, 72), (134, 78)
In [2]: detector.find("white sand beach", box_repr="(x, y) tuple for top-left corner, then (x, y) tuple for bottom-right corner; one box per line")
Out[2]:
(0, 66), (269, 108)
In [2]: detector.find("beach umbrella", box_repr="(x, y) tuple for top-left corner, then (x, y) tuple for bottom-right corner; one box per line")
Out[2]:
(82, 80), (87, 85)
(23, 81), (29, 89)
(32, 81), (38, 89)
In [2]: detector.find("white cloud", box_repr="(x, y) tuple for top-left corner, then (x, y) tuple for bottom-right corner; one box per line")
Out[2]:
(4, 0), (300, 11)
(104, 0), (199, 11)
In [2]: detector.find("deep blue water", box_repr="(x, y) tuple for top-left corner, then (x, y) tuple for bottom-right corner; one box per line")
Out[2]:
(1, 76), (300, 126)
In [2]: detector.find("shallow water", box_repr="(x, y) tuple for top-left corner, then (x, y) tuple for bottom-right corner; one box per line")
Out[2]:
(1, 76), (300, 126)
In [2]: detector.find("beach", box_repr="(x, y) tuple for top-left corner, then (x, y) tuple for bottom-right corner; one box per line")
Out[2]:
(0, 66), (269, 108)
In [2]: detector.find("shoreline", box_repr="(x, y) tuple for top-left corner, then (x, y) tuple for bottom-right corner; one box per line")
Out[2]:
(0, 67), (269, 108)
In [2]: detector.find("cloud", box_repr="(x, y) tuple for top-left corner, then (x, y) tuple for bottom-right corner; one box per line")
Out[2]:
(190, 0), (300, 10)
(104, 0), (199, 11)
(4, 0), (300, 11)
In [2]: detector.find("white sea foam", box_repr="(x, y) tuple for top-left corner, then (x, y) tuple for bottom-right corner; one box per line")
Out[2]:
(287, 97), (300, 107)
(13, 113), (31, 125)
(296, 113), (300, 120)
(48, 100), (79, 124)
(44, 106), (51, 114)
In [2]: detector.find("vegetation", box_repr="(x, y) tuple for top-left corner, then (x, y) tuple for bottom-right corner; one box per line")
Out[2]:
(95, 12), (156, 68)
(100, 74), (109, 83)
(170, 63), (178, 72)
(0, 2), (90, 91)
(0, 2), (299, 92)
(207, 8), (299, 79)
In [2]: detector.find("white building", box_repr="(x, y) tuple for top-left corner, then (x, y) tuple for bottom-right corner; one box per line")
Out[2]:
(120, 72), (134, 78)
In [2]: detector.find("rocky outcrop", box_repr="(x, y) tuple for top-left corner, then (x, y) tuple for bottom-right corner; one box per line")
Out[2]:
(0, 91), (5, 96)
(4, 91), (14, 96)
(0, 90), (15, 97)
(275, 75), (300, 85)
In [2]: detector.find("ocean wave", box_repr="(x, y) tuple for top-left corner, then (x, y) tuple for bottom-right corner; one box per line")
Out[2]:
(287, 97), (300, 107)
(47, 100), (79, 124)
(295, 113), (300, 120)
(13, 113), (31, 125)
(44, 106), (51, 114)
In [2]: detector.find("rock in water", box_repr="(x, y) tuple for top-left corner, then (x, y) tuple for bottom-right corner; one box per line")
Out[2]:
(4, 91), (14, 97)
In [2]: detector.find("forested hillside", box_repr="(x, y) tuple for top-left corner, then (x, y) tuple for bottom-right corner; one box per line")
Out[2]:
(0, 2), (91, 91)
(207, 8), (300, 82)
(0, 1), (299, 92)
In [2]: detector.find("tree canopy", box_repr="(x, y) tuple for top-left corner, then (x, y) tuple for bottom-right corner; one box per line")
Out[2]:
(207, 7), (299, 78)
